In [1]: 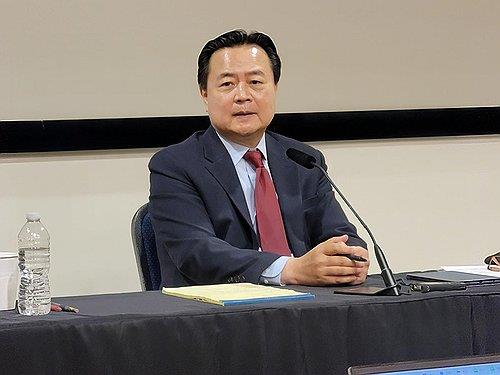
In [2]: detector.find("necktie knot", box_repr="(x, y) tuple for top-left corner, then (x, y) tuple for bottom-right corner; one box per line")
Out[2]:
(244, 150), (264, 169)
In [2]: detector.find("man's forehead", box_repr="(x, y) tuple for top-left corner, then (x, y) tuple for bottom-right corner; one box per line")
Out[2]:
(213, 44), (267, 58)
(208, 44), (272, 75)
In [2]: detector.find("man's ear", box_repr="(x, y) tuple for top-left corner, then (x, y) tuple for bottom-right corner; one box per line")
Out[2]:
(200, 87), (208, 106)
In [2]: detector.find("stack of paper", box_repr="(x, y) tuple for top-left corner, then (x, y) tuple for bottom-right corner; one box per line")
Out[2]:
(162, 283), (314, 306)
(441, 265), (500, 278)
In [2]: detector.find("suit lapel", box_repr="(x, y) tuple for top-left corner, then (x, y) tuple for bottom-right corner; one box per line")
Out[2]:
(201, 127), (255, 233)
(266, 133), (306, 255)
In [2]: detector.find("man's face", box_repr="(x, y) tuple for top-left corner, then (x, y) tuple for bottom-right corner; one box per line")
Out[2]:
(200, 44), (277, 148)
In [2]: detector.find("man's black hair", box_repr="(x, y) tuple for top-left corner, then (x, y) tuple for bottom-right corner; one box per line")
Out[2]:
(197, 29), (281, 90)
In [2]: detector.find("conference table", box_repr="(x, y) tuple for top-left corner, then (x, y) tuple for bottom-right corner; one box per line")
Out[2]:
(1, 274), (499, 375)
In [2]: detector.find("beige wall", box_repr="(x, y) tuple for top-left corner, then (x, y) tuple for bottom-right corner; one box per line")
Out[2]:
(1, 1), (499, 296)
(1, 0), (500, 119)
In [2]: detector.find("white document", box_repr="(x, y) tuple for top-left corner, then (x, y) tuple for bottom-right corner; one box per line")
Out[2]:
(441, 265), (500, 278)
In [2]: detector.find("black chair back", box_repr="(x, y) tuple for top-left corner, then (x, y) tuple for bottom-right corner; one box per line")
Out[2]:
(131, 203), (161, 290)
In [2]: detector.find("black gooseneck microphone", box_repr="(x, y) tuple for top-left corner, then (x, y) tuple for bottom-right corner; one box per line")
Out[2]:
(286, 148), (400, 296)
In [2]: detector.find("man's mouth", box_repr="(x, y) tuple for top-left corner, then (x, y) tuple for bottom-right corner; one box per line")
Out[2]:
(233, 111), (256, 117)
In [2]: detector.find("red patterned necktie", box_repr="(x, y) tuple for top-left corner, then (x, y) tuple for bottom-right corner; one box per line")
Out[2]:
(244, 150), (291, 256)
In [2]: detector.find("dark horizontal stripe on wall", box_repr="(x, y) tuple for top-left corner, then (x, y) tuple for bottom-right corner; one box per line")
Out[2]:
(1, 106), (499, 153)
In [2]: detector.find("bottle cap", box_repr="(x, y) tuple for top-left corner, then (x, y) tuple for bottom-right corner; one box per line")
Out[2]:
(26, 212), (41, 221)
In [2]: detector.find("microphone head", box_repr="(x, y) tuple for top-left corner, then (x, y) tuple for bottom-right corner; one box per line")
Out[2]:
(286, 148), (317, 169)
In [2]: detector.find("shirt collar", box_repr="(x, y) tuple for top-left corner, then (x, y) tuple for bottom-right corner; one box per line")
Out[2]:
(215, 129), (268, 166)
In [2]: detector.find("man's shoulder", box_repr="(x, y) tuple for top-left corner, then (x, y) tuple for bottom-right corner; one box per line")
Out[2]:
(149, 130), (205, 169)
(266, 130), (323, 158)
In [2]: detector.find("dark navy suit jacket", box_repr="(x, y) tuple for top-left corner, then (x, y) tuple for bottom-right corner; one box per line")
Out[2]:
(149, 126), (366, 287)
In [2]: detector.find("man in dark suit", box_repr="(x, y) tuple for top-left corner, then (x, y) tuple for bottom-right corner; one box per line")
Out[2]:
(149, 30), (369, 287)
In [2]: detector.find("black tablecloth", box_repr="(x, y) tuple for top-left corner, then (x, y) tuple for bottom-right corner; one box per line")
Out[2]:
(1, 275), (499, 375)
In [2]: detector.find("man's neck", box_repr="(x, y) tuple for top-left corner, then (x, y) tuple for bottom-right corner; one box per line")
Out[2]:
(215, 129), (265, 150)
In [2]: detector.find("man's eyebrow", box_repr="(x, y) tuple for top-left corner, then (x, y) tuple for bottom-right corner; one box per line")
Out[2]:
(217, 72), (236, 80)
(216, 69), (267, 80)
(247, 69), (266, 76)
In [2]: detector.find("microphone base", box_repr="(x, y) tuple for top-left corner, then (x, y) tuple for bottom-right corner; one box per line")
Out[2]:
(333, 284), (400, 296)
(380, 267), (401, 296)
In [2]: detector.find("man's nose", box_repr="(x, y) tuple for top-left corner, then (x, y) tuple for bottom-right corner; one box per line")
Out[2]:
(234, 82), (251, 102)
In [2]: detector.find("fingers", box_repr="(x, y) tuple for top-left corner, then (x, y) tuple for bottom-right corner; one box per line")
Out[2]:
(319, 244), (370, 285)
(320, 240), (358, 257)
(331, 234), (348, 243)
(350, 245), (369, 258)
(318, 238), (349, 256)
(317, 265), (361, 285)
(349, 266), (369, 285)
(313, 258), (366, 285)
(322, 275), (358, 285)
(322, 265), (362, 276)
(322, 254), (366, 268)
(282, 251), (361, 286)
(313, 239), (369, 268)
(282, 236), (370, 286)
(319, 238), (369, 262)
(348, 276), (367, 286)
(348, 246), (370, 266)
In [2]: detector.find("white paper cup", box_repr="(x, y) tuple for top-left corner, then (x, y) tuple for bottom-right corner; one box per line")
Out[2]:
(0, 252), (19, 311)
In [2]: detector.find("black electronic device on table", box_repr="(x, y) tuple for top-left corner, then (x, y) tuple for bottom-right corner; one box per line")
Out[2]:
(406, 270), (500, 285)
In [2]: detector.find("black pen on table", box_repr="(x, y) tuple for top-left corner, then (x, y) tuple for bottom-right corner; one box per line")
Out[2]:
(51, 302), (79, 313)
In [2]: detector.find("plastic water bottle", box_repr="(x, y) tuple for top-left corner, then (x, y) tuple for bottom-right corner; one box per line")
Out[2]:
(17, 213), (51, 315)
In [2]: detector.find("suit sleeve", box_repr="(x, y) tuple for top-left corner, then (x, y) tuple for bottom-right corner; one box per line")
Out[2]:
(305, 150), (368, 249)
(149, 150), (279, 286)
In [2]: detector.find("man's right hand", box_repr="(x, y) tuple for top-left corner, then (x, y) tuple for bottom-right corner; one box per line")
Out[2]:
(281, 235), (369, 286)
